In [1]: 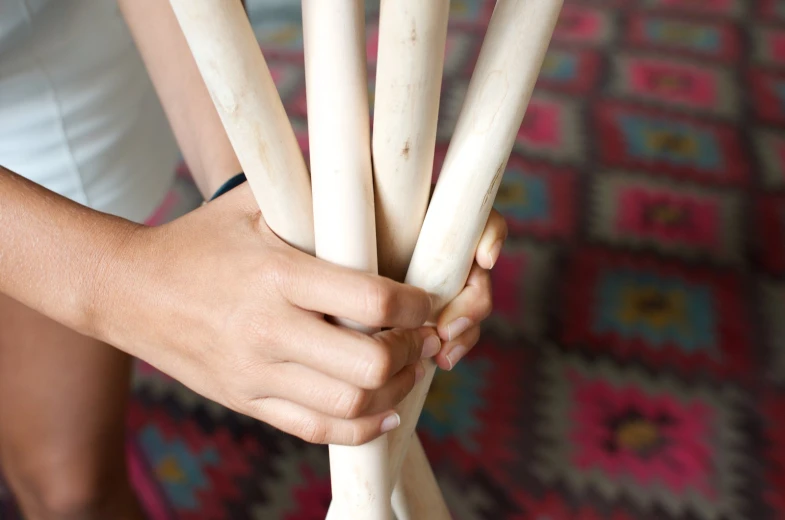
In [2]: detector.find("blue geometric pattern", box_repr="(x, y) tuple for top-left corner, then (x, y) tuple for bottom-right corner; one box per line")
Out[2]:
(594, 270), (718, 354)
(419, 358), (491, 453)
(644, 20), (721, 52)
(540, 50), (578, 82)
(496, 170), (550, 223)
(618, 114), (722, 171)
(138, 426), (219, 510)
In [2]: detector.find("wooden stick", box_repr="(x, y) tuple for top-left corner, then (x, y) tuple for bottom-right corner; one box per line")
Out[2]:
(391, 436), (452, 520)
(371, 0), (452, 517)
(386, 0), (564, 494)
(325, 440), (445, 520)
(301, 1), (391, 519)
(168, 0), (314, 254)
(372, 0), (450, 282)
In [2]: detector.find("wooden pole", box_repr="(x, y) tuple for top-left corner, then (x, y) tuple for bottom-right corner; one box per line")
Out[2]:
(386, 0), (564, 498)
(168, 0), (314, 254)
(301, 1), (390, 518)
(391, 437), (452, 520)
(372, 1), (452, 517)
(372, 0), (450, 282)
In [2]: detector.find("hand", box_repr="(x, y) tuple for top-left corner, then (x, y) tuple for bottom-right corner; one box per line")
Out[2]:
(432, 209), (508, 371)
(92, 184), (441, 446)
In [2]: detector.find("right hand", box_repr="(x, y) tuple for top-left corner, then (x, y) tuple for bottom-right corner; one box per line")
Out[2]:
(90, 184), (440, 446)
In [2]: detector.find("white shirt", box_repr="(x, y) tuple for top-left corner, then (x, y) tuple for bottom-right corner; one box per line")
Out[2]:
(0, 0), (179, 223)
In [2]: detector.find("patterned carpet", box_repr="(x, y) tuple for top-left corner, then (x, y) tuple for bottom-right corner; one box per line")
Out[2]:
(3, 0), (785, 518)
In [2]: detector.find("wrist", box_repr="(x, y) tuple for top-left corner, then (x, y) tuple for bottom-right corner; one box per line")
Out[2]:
(77, 219), (147, 343)
(192, 149), (244, 199)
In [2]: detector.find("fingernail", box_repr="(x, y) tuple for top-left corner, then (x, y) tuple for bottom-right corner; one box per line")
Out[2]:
(487, 239), (504, 269)
(446, 318), (472, 341)
(421, 334), (441, 359)
(381, 412), (401, 433)
(414, 362), (426, 383)
(446, 345), (469, 370)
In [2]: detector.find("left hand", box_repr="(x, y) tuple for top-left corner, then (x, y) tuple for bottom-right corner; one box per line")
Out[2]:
(432, 209), (508, 371)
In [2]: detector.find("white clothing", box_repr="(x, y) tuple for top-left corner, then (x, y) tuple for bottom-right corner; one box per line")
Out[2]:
(0, 0), (179, 223)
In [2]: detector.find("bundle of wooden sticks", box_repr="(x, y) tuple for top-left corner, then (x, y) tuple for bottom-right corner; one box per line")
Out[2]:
(168, 1), (562, 518)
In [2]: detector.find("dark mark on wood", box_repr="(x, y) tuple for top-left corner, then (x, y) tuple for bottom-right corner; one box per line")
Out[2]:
(481, 162), (505, 210)
(402, 140), (411, 159)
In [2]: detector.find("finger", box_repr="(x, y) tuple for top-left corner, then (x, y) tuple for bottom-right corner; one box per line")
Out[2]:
(476, 209), (508, 270)
(436, 264), (492, 342)
(434, 324), (481, 371)
(264, 361), (423, 420)
(276, 250), (432, 329)
(279, 314), (439, 389)
(245, 396), (401, 446)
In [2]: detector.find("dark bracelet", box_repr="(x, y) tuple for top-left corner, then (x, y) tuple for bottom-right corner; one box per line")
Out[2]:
(209, 172), (247, 201)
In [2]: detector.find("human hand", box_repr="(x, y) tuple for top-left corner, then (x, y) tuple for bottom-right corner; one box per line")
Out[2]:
(431, 209), (508, 371)
(92, 184), (441, 446)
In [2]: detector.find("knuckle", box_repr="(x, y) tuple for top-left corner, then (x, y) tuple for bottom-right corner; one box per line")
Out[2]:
(365, 281), (397, 324)
(259, 249), (295, 297)
(413, 292), (432, 325)
(218, 293), (265, 345)
(336, 387), (369, 420)
(294, 416), (329, 445)
(363, 346), (394, 389)
(348, 424), (374, 447)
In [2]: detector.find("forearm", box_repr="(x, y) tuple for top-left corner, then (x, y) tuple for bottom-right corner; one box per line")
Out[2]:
(0, 165), (137, 335)
(118, 0), (242, 198)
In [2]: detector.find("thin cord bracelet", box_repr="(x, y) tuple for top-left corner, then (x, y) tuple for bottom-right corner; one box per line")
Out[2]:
(209, 172), (247, 201)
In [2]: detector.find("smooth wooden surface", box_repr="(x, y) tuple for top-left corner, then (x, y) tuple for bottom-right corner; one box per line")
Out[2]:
(386, 0), (564, 491)
(372, 0), (450, 282)
(391, 437), (452, 520)
(370, 0), (453, 516)
(168, 0), (314, 254)
(302, 1), (390, 518)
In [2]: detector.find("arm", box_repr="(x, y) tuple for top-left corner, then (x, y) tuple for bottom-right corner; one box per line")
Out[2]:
(0, 166), (136, 335)
(117, 0), (242, 197)
(0, 163), (439, 445)
(0, 0), (254, 318)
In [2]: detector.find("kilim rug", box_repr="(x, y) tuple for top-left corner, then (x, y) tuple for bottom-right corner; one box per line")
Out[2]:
(2, 0), (785, 518)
